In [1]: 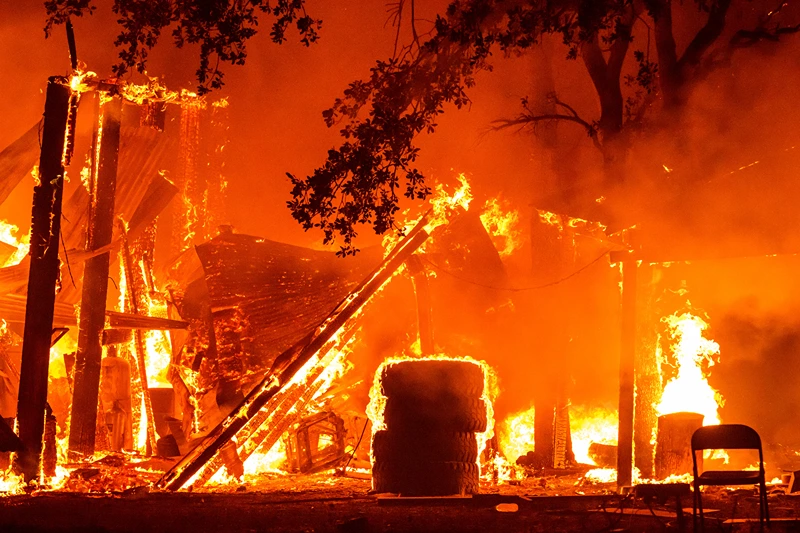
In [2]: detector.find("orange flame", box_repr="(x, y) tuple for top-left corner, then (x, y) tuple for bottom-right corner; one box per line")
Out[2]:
(479, 197), (521, 258)
(0, 219), (30, 267)
(656, 311), (723, 425)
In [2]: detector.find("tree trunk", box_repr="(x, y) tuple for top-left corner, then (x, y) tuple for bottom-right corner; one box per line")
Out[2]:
(68, 95), (122, 459)
(14, 79), (71, 482)
(655, 412), (704, 479)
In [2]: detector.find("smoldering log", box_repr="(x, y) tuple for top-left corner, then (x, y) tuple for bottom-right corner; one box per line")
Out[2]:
(156, 212), (431, 490)
(13, 79), (71, 481)
(69, 96), (122, 459)
(588, 442), (618, 468)
(655, 412), (704, 479)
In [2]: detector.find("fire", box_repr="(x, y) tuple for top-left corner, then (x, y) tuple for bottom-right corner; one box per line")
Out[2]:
(68, 67), (97, 94)
(426, 173), (473, 235)
(119, 76), (179, 107)
(0, 220), (30, 267)
(570, 405), (618, 465)
(479, 197), (521, 258)
(498, 405), (535, 465)
(656, 311), (723, 425)
(0, 468), (25, 496)
(242, 440), (286, 476)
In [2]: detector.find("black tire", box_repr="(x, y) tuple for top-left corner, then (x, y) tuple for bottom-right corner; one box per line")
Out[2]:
(383, 396), (488, 433)
(380, 360), (484, 400)
(372, 430), (479, 463)
(372, 460), (479, 495)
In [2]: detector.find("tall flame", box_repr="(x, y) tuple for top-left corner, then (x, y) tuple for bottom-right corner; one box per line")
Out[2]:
(656, 311), (723, 425)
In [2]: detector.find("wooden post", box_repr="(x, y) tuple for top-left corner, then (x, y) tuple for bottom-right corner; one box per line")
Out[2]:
(405, 254), (434, 354)
(14, 79), (71, 481)
(633, 264), (660, 478)
(68, 95), (122, 459)
(617, 259), (637, 489)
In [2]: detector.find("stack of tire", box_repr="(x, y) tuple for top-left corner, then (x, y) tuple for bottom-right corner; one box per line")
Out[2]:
(371, 359), (487, 495)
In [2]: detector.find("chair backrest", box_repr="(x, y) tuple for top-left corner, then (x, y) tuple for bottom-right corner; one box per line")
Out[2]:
(691, 424), (762, 452)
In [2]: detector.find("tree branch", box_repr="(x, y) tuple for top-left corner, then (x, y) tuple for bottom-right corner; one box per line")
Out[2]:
(678, 0), (732, 70)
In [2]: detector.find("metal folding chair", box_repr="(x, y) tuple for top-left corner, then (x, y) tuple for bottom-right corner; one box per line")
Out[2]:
(691, 424), (770, 531)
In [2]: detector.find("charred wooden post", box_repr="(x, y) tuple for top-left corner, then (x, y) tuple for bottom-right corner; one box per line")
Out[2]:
(405, 254), (434, 354)
(617, 258), (637, 489)
(119, 223), (158, 455)
(68, 95), (122, 459)
(633, 264), (661, 478)
(14, 79), (71, 481)
(157, 213), (431, 490)
(655, 412), (704, 479)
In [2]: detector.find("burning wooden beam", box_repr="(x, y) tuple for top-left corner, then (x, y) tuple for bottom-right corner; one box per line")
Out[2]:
(156, 212), (431, 490)
(104, 311), (189, 330)
(14, 78), (71, 481)
(68, 95), (122, 459)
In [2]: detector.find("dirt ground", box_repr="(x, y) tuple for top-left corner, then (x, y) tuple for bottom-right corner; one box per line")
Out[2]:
(2, 470), (800, 533)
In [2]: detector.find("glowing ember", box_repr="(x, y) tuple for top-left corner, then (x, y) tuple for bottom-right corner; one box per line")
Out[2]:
(479, 197), (521, 258)
(656, 311), (723, 425)
(0, 468), (25, 496)
(570, 405), (618, 465)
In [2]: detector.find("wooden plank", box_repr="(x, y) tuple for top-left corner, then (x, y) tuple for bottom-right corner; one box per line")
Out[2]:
(105, 311), (189, 330)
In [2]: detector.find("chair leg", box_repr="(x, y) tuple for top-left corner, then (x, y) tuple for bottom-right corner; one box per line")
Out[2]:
(762, 480), (770, 527)
(692, 483), (697, 532)
(698, 486), (705, 533)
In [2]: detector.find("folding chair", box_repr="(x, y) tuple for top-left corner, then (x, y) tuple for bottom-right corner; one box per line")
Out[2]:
(691, 424), (770, 531)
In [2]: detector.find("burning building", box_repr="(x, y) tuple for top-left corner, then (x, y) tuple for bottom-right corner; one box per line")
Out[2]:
(1, 1), (800, 532)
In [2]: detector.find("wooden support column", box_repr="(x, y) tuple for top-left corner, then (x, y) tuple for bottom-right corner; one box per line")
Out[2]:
(68, 96), (122, 459)
(14, 79), (71, 481)
(405, 254), (434, 354)
(617, 259), (637, 489)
